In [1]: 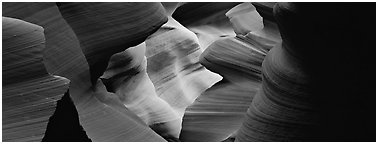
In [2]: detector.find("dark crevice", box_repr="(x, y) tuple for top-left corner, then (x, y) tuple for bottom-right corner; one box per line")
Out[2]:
(42, 89), (91, 142)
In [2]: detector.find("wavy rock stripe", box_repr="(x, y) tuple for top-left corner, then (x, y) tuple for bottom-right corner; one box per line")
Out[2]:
(235, 3), (310, 141)
(3, 76), (69, 142)
(3, 3), (94, 141)
(101, 42), (181, 139)
(57, 2), (168, 84)
(179, 4), (281, 141)
(2, 17), (69, 142)
(197, 11), (280, 84)
(179, 80), (257, 142)
(235, 44), (320, 142)
(201, 37), (266, 83)
(54, 3), (168, 141)
(145, 16), (222, 120)
(180, 35), (278, 142)
(2, 2), (90, 81)
(236, 3), (376, 141)
(70, 84), (166, 142)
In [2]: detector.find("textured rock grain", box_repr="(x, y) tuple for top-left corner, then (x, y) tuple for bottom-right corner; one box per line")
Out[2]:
(54, 3), (169, 141)
(179, 4), (281, 141)
(2, 17), (69, 142)
(102, 43), (181, 139)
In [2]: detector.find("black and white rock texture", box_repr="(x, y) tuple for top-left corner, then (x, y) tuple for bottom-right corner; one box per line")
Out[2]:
(2, 2), (375, 142)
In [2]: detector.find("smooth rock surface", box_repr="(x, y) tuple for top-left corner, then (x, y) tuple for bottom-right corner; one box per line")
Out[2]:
(226, 2), (264, 35)
(102, 42), (181, 139)
(161, 2), (180, 16)
(145, 16), (222, 121)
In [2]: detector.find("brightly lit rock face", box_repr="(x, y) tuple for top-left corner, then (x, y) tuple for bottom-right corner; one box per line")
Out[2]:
(226, 2), (264, 35)
(145, 16), (222, 120)
(101, 43), (181, 140)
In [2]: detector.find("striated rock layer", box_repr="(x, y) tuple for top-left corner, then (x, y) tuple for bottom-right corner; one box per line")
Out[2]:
(235, 3), (376, 141)
(57, 2), (168, 84)
(180, 34), (279, 142)
(3, 3), (92, 141)
(179, 3), (281, 142)
(235, 43), (321, 141)
(54, 2), (169, 141)
(235, 3), (324, 141)
(2, 17), (69, 142)
(2, 3), (89, 81)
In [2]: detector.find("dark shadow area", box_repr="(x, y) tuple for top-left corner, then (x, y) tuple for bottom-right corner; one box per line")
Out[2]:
(42, 90), (91, 142)
(172, 2), (240, 26)
(273, 2), (375, 141)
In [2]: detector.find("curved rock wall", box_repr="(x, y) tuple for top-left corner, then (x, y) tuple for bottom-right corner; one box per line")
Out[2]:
(145, 16), (222, 119)
(235, 2), (376, 141)
(179, 3), (281, 142)
(3, 17), (69, 142)
(55, 2), (169, 141)
(3, 2), (375, 142)
(2, 3), (89, 81)
(102, 42), (181, 139)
